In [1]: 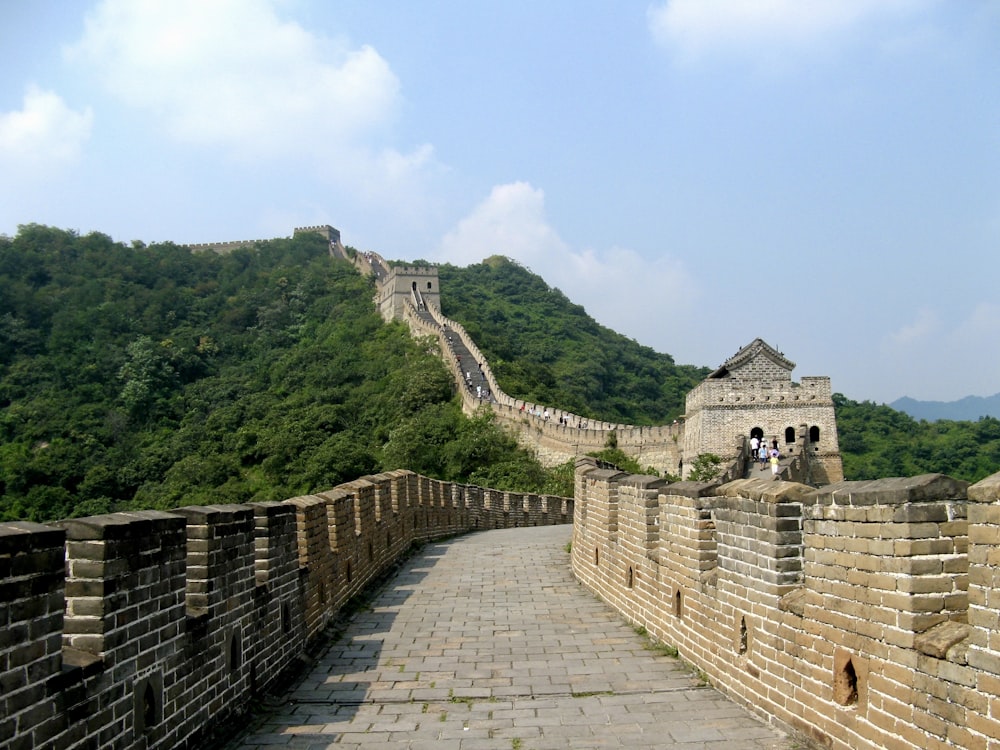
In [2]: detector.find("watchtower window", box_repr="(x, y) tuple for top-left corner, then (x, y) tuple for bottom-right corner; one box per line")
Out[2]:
(427, 281), (432, 290)
(784, 427), (795, 444)
(810, 425), (821, 442)
(411, 281), (416, 290)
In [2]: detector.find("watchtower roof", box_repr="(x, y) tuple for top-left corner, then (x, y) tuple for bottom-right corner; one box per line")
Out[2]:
(708, 338), (795, 379)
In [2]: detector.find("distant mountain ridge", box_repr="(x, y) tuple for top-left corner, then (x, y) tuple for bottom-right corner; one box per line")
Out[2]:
(890, 393), (1000, 422)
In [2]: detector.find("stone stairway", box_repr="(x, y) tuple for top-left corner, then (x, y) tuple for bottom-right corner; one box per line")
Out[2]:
(413, 307), (494, 404)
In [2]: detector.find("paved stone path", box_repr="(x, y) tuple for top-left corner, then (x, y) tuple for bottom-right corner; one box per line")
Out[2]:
(229, 525), (800, 749)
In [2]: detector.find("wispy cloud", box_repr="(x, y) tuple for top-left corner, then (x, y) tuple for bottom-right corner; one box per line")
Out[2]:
(647, 0), (935, 63)
(0, 85), (93, 174)
(954, 302), (1000, 345)
(436, 181), (698, 340)
(878, 304), (1000, 400)
(885, 307), (940, 348)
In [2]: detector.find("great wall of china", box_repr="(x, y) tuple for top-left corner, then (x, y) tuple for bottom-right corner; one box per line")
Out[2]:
(326, 228), (843, 486)
(4, 223), (998, 750)
(1, 472), (571, 750)
(572, 462), (1000, 750)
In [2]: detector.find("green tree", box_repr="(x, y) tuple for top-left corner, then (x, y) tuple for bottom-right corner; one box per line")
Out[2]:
(688, 453), (723, 482)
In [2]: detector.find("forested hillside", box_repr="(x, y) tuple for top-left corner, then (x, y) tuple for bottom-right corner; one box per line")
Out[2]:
(834, 394), (1000, 483)
(2, 226), (998, 524)
(0, 226), (565, 523)
(437, 256), (708, 424)
(435, 257), (1000, 483)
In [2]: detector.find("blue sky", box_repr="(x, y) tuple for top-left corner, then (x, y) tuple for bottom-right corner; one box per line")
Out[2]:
(1, 1), (998, 405)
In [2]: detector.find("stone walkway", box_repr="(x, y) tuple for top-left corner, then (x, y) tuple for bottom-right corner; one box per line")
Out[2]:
(228, 525), (801, 749)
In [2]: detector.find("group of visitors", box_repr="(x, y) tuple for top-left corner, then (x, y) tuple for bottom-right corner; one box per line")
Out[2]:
(445, 328), (493, 402)
(749, 435), (782, 478)
(517, 403), (589, 429)
(519, 404), (550, 420)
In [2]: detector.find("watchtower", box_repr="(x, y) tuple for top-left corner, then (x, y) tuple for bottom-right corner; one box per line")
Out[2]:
(681, 338), (842, 483)
(376, 265), (441, 322)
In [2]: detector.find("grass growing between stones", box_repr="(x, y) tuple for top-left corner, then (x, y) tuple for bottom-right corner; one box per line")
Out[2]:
(632, 624), (710, 685)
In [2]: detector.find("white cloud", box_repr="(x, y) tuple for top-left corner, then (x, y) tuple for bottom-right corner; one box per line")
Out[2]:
(436, 182), (567, 268)
(878, 304), (1000, 400)
(647, 0), (933, 62)
(436, 181), (698, 343)
(953, 302), (1000, 346)
(0, 85), (93, 174)
(67, 0), (402, 161)
(885, 307), (940, 348)
(64, 0), (443, 220)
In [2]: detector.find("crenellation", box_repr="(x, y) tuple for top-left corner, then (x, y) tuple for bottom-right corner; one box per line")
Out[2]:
(8, 226), (988, 749)
(573, 465), (1000, 750)
(184, 229), (841, 482)
(0, 473), (571, 750)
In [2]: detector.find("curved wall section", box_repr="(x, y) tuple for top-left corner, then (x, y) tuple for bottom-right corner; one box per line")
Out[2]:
(571, 461), (1000, 750)
(0, 472), (571, 750)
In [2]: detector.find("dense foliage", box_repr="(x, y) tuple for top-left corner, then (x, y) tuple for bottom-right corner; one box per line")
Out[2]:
(437, 256), (709, 425)
(0, 226), (567, 523)
(834, 394), (1000, 483)
(2, 226), (997, 525)
(437, 254), (1000, 484)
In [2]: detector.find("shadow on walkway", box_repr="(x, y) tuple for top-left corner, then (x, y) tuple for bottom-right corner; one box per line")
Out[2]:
(227, 526), (800, 749)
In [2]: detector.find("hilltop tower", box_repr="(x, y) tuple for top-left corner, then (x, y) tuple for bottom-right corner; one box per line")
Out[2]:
(681, 338), (843, 483)
(376, 265), (441, 322)
(294, 224), (342, 247)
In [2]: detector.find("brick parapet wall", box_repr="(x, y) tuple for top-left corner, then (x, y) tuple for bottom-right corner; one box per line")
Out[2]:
(187, 239), (270, 254)
(571, 466), (1000, 750)
(967, 473), (1000, 749)
(409, 300), (686, 472)
(805, 475), (970, 645)
(168, 505), (257, 748)
(0, 522), (68, 750)
(248, 502), (304, 694)
(0, 473), (574, 750)
(715, 479), (811, 597)
(683, 375), (841, 483)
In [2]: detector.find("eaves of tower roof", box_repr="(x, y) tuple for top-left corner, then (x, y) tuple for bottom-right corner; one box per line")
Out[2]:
(707, 338), (795, 379)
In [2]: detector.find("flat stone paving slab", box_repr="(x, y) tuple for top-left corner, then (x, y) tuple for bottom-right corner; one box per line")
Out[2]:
(227, 525), (801, 749)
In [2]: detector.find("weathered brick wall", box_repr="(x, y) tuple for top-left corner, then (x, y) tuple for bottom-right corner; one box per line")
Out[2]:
(0, 472), (571, 750)
(377, 266), (441, 321)
(169, 505), (257, 747)
(683, 376), (841, 481)
(0, 523), (68, 750)
(249, 502), (304, 695)
(572, 463), (1000, 750)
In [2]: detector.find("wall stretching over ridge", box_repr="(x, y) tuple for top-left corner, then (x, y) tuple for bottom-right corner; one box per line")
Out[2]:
(571, 460), (1000, 750)
(0, 471), (571, 750)
(328, 237), (839, 481)
(402, 297), (685, 472)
